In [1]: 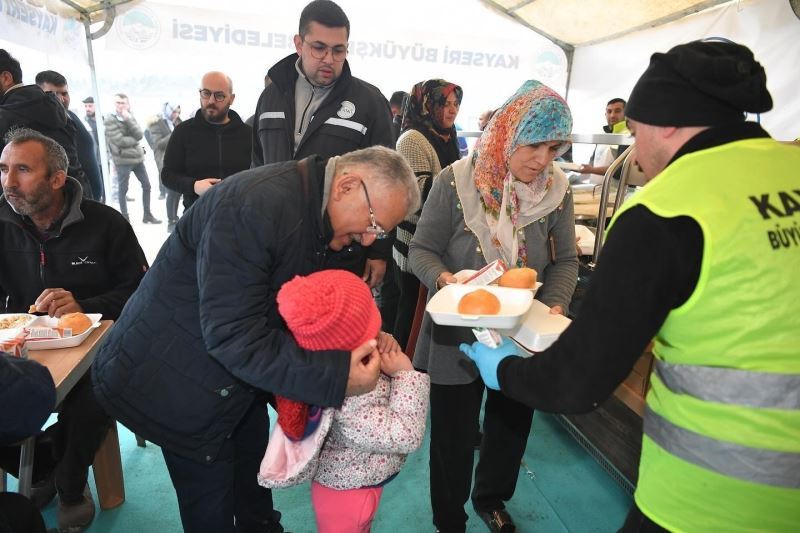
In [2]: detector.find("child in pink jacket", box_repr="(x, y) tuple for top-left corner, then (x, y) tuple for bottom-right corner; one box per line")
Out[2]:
(258, 269), (429, 533)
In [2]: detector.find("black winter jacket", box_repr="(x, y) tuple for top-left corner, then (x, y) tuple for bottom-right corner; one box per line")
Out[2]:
(161, 109), (251, 209)
(0, 354), (56, 444)
(252, 54), (395, 268)
(0, 85), (91, 198)
(0, 178), (148, 319)
(92, 157), (351, 463)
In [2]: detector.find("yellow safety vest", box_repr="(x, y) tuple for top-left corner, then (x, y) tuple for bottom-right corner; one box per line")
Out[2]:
(608, 138), (800, 532)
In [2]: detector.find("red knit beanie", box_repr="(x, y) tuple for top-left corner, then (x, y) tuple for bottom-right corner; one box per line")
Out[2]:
(275, 270), (381, 440)
(277, 269), (381, 351)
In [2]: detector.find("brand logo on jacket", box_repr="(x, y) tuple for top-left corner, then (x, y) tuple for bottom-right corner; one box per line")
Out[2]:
(337, 101), (355, 119)
(71, 256), (97, 266)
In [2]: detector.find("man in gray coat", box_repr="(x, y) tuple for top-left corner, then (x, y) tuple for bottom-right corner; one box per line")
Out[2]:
(104, 93), (160, 223)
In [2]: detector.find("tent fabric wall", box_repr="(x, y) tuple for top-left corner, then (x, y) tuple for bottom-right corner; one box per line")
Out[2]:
(567, 0), (800, 140)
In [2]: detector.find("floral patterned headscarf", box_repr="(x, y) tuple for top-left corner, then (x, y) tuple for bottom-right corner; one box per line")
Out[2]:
(471, 80), (572, 265)
(473, 80), (572, 216)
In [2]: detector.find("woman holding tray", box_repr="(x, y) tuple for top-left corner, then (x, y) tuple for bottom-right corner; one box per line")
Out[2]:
(408, 80), (578, 533)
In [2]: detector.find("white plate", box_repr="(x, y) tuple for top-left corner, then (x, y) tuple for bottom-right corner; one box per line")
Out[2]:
(25, 314), (103, 350)
(426, 284), (533, 329)
(453, 270), (542, 296)
(0, 313), (36, 339)
(498, 300), (571, 354)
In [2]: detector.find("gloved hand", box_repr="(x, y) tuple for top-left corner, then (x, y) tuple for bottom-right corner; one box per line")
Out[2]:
(459, 337), (520, 390)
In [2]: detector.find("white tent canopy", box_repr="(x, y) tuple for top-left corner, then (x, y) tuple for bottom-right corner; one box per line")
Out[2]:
(3, 0), (799, 141)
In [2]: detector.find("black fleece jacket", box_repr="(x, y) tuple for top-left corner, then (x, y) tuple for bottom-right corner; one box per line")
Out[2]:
(161, 109), (252, 209)
(0, 178), (148, 319)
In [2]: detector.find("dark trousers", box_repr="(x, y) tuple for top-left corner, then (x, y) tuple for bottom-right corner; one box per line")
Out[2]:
(619, 504), (669, 533)
(161, 400), (281, 533)
(0, 492), (47, 533)
(0, 373), (111, 503)
(392, 266), (420, 351)
(166, 189), (181, 222)
(116, 161), (152, 217)
(429, 380), (534, 532)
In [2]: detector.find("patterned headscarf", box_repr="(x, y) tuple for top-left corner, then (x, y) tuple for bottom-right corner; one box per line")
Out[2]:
(401, 79), (463, 134)
(473, 80), (572, 220)
(471, 80), (572, 266)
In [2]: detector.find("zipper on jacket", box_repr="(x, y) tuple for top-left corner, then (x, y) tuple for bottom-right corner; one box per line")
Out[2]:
(39, 244), (46, 285)
(298, 86), (316, 136)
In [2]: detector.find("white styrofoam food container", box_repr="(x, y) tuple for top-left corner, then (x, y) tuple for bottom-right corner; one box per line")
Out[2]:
(574, 224), (596, 256)
(0, 313), (36, 340)
(426, 284), (534, 329)
(26, 314), (103, 350)
(498, 300), (571, 354)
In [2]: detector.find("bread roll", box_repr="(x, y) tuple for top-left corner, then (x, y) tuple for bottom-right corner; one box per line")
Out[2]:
(498, 267), (537, 289)
(457, 289), (501, 315)
(57, 312), (93, 335)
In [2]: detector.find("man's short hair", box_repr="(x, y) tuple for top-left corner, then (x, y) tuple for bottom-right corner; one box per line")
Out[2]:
(114, 93), (129, 100)
(607, 98), (626, 107)
(336, 146), (420, 217)
(299, 0), (350, 38)
(4, 127), (68, 176)
(0, 49), (23, 84)
(34, 70), (68, 88)
(390, 91), (408, 109)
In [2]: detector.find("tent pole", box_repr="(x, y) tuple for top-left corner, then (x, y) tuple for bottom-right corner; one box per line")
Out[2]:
(82, 13), (112, 204)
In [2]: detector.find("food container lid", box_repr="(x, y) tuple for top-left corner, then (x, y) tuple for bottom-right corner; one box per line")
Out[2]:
(498, 300), (571, 354)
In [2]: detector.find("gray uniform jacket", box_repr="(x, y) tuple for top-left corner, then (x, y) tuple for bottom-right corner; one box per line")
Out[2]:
(409, 161), (578, 385)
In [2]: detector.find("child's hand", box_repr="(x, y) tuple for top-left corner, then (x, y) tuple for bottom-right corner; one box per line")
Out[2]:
(376, 331), (401, 354)
(380, 349), (413, 377)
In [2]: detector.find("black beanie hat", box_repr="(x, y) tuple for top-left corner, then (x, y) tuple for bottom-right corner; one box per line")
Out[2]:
(626, 40), (773, 127)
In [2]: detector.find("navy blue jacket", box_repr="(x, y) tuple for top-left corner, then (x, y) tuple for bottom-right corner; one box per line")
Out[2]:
(92, 157), (351, 463)
(0, 354), (56, 445)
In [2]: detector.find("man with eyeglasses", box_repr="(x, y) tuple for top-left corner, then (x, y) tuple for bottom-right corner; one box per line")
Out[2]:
(161, 71), (251, 231)
(252, 0), (395, 291)
(104, 93), (161, 224)
(93, 145), (420, 533)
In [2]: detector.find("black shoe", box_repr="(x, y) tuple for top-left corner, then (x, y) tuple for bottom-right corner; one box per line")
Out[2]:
(29, 472), (57, 509)
(476, 509), (516, 533)
(142, 213), (162, 224)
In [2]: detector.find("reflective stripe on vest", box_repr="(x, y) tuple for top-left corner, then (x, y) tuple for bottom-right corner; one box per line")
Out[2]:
(655, 360), (800, 410)
(645, 406), (800, 488)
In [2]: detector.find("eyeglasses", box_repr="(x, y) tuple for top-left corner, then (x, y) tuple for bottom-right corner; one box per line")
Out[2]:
(199, 89), (228, 102)
(359, 181), (387, 239)
(303, 39), (348, 62)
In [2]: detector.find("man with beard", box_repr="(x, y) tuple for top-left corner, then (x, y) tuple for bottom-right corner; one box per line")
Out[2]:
(161, 71), (251, 230)
(252, 0), (394, 290)
(0, 128), (148, 532)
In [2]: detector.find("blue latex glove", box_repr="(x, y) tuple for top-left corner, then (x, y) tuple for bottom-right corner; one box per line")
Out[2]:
(459, 337), (520, 390)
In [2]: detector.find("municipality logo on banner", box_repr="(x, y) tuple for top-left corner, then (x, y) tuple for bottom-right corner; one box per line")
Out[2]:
(116, 6), (161, 50)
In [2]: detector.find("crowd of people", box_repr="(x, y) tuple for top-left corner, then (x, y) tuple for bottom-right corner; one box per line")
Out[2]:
(2, 0), (798, 532)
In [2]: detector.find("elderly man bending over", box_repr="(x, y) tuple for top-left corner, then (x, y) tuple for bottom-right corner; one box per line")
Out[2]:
(92, 145), (419, 533)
